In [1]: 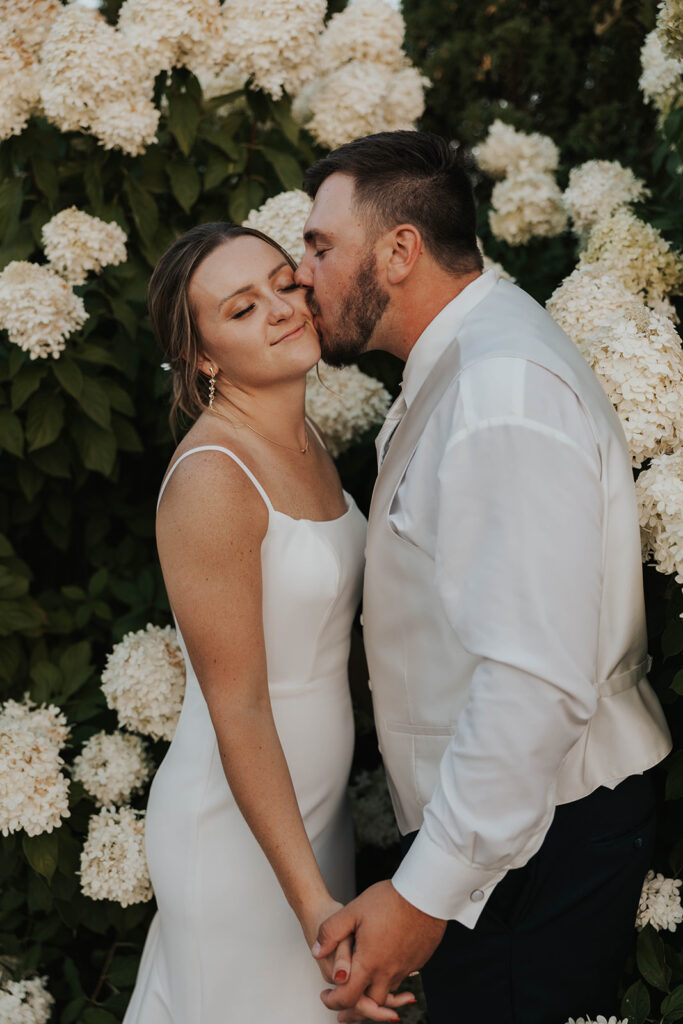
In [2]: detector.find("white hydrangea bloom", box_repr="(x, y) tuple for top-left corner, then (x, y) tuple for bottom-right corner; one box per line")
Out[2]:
(581, 304), (683, 467)
(243, 190), (312, 265)
(306, 60), (426, 149)
(0, 32), (40, 141)
(639, 29), (683, 115)
(637, 451), (683, 581)
(348, 766), (398, 849)
(478, 239), (516, 283)
(579, 207), (683, 307)
(195, 61), (247, 102)
(221, 0), (326, 99)
(564, 1018), (628, 1024)
(489, 170), (568, 246)
(317, 0), (406, 73)
(473, 119), (559, 178)
(636, 869), (683, 930)
(0, 974), (54, 1024)
(0, 261), (88, 361)
(0, 0), (62, 56)
(383, 65), (429, 132)
(40, 6), (159, 156)
(562, 160), (649, 236)
(0, 698), (70, 837)
(101, 624), (186, 742)
(117, 0), (222, 78)
(72, 731), (153, 807)
(79, 805), (153, 907)
(42, 207), (128, 286)
(659, 0), (683, 59)
(306, 363), (392, 458)
(546, 266), (642, 357)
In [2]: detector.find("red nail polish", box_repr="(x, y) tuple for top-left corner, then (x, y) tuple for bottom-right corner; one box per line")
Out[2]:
(334, 970), (347, 983)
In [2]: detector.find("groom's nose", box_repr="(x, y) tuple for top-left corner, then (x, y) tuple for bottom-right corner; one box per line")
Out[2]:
(294, 257), (313, 287)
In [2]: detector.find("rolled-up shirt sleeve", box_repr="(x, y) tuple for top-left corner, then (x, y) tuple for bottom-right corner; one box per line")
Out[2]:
(392, 402), (605, 926)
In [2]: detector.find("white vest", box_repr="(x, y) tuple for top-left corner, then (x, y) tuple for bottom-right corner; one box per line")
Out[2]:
(363, 280), (672, 835)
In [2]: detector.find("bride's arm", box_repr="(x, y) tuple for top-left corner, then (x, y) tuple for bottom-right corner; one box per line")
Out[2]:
(156, 453), (412, 1022)
(156, 452), (335, 946)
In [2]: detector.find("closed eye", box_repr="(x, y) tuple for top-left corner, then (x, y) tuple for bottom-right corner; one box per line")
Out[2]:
(280, 283), (301, 292)
(232, 304), (254, 319)
(314, 249), (330, 259)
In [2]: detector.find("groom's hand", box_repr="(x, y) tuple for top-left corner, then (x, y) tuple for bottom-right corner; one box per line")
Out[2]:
(312, 880), (447, 1017)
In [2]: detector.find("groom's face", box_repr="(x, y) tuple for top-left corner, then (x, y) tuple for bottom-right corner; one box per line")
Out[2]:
(296, 173), (389, 367)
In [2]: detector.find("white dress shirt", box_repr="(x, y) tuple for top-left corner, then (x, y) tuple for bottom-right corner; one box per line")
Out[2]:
(387, 271), (616, 921)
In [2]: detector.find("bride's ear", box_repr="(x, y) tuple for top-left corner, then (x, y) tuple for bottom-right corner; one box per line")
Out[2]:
(385, 224), (422, 285)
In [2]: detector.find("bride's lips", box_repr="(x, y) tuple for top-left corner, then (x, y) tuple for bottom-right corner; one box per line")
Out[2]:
(273, 323), (306, 345)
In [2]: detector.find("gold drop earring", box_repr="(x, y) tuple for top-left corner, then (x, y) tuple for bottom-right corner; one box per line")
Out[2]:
(208, 366), (216, 410)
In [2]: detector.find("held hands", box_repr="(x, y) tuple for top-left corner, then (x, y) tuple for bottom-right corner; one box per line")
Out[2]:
(304, 894), (415, 1022)
(312, 881), (447, 1023)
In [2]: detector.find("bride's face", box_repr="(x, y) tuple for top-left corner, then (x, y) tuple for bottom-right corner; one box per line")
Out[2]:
(189, 236), (321, 390)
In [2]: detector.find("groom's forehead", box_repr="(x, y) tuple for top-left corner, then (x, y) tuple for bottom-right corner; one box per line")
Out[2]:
(305, 173), (365, 237)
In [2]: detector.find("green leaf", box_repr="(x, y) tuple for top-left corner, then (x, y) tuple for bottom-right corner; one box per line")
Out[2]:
(102, 380), (135, 416)
(16, 461), (44, 502)
(268, 95), (301, 146)
(123, 176), (159, 240)
(25, 392), (65, 451)
(52, 357), (84, 400)
(671, 669), (683, 696)
(22, 832), (59, 884)
(229, 178), (264, 224)
(0, 178), (24, 242)
(204, 152), (232, 191)
(199, 120), (241, 159)
(621, 979), (650, 1024)
(30, 438), (71, 478)
(84, 159), (104, 213)
(59, 640), (91, 676)
(30, 660), (62, 702)
(31, 156), (59, 207)
(662, 986), (683, 1023)
(72, 417), (117, 476)
(665, 750), (683, 800)
(112, 414), (143, 452)
(108, 297), (137, 340)
(77, 377), (111, 428)
(0, 598), (45, 634)
(167, 90), (199, 155)
(11, 362), (46, 410)
(0, 407), (23, 457)
(636, 925), (671, 992)
(80, 1008), (120, 1024)
(662, 616), (683, 659)
(167, 159), (201, 212)
(261, 146), (302, 190)
(0, 534), (14, 556)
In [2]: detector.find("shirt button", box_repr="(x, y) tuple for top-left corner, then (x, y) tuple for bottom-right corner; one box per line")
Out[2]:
(634, 836), (644, 849)
(470, 889), (485, 903)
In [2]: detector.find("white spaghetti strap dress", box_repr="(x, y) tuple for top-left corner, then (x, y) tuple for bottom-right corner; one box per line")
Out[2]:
(123, 444), (366, 1023)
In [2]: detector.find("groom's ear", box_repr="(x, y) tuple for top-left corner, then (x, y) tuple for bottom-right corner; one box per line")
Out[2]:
(384, 224), (422, 285)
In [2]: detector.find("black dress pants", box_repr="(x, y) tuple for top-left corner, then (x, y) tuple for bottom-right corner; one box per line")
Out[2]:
(400, 771), (656, 1024)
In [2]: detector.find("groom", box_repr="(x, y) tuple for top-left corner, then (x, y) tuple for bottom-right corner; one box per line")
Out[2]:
(294, 131), (672, 1024)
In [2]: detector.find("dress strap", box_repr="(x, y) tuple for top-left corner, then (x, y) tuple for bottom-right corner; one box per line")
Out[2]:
(305, 416), (327, 449)
(156, 446), (274, 513)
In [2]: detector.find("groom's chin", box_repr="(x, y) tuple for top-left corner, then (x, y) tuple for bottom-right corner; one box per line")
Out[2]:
(319, 337), (364, 368)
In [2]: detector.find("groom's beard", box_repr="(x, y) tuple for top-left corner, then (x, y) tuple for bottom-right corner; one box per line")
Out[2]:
(308, 250), (389, 367)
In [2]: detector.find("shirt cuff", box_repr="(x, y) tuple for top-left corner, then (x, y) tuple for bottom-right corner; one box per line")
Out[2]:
(392, 826), (508, 928)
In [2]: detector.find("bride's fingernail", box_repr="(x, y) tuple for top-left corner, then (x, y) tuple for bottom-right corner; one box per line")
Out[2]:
(311, 941), (322, 956)
(334, 969), (347, 983)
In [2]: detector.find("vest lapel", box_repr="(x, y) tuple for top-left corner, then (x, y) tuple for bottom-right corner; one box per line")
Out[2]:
(370, 335), (462, 520)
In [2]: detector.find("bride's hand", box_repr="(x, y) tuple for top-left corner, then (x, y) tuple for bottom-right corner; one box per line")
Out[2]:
(304, 898), (417, 1022)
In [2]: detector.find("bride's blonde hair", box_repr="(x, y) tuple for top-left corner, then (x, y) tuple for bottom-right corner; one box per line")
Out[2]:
(148, 222), (297, 430)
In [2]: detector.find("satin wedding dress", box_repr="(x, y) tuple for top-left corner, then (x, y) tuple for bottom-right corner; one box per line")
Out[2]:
(123, 444), (366, 1023)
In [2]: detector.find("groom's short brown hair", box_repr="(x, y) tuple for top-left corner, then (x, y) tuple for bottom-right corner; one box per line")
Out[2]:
(304, 131), (483, 276)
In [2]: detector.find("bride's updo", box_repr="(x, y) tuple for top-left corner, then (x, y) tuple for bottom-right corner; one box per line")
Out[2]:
(148, 222), (296, 428)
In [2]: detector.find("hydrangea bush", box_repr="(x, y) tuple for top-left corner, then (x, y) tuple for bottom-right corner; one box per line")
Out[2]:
(0, 1), (681, 1022)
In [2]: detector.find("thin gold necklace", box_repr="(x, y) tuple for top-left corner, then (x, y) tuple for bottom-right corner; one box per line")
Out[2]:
(210, 404), (310, 455)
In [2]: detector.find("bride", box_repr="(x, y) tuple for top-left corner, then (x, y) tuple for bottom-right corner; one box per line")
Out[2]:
(122, 223), (412, 1024)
